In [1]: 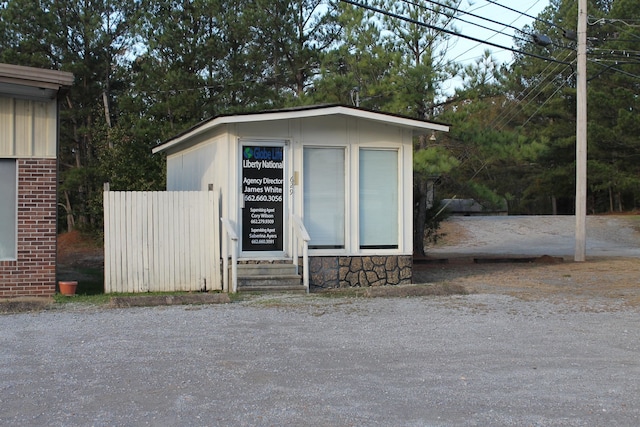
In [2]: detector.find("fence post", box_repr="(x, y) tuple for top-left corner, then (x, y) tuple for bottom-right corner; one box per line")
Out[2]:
(103, 183), (110, 293)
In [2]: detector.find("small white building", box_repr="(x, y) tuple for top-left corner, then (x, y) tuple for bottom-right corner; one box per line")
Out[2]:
(153, 104), (449, 289)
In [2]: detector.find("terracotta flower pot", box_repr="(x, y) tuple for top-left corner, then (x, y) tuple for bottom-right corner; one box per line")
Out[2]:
(59, 281), (78, 296)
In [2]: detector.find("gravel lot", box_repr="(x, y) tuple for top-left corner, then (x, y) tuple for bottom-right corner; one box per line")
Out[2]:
(2, 215), (640, 426)
(3, 291), (640, 426)
(427, 215), (640, 258)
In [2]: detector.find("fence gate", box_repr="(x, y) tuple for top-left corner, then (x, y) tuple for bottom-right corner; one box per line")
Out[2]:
(104, 190), (221, 293)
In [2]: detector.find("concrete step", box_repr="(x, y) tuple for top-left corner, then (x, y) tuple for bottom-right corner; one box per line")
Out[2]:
(235, 264), (305, 292)
(237, 276), (306, 293)
(237, 263), (298, 277)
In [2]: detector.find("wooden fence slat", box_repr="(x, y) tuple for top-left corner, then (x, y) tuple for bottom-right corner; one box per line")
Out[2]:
(103, 191), (220, 293)
(104, 191), (113, 292)
(118, 192), (127, 293)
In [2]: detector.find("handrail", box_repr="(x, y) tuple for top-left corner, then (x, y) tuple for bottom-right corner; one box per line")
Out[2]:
(220, 218), (238, 293)
(290, 214), (311, 293)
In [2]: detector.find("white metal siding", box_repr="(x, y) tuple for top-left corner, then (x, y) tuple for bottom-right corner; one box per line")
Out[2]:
(0, 96), (56, 158)
(166, 141), (217, 191)
(162, 116), (415, 258)
(104, 191), (221, 293)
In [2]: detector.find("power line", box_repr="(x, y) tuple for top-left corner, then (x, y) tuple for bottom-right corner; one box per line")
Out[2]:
(405, 0), (571, 56)
(401, 0), (533, 49)
(339, 0), (572, 66)
(497, 69), (571, 127)
(484, 0), (567, 33)
(589, 59), (640, 80)
(589, 18), (640, 28)
(519, 73), (574, 129)
(449, 0), (546, 63)
(409, 0), (527, 35)
(490, 52), (576, 130)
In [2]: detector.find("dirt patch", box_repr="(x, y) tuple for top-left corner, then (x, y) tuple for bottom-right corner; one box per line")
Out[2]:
(57, 230), (104, 283)
(58, 230), (103, 267)
(427, 218), (471, 248)
(414, 257), (640, 309)
(418, 215), (640, 310)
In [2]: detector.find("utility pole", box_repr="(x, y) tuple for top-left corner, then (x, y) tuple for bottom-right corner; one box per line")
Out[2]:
(575, 0), (587, 261)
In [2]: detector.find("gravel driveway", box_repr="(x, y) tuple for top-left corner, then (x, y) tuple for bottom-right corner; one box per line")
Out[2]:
(2, 293), (640, 426)
(427, 215), (640, 258)
(2, 215), (640, 426)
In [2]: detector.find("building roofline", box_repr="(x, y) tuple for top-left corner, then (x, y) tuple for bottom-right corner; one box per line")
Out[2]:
(153, 104), (450, 154)
(0, 63), (74, 87)
(0, 63), (74, 100)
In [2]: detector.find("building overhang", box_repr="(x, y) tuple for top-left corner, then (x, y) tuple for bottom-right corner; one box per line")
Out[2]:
(153, 104), (450, 154)
(0, 63), (74, 100)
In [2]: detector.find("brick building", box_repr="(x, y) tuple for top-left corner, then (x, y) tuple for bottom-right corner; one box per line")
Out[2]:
(0, 63), (73, 297)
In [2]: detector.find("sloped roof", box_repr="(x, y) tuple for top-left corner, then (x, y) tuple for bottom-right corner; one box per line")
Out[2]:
(0, 63), (74, 100)
(153, 104), (450, 154)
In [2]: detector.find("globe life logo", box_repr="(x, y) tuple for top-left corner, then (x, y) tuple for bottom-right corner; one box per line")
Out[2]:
(244, 147), (283, 161)
(243, 146), (284, 170)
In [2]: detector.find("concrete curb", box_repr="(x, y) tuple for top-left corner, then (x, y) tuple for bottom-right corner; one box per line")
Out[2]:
(0, 297), (55, 314)
(109, 293), (231, 308)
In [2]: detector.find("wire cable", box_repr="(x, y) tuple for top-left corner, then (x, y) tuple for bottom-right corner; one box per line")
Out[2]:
(489, 50), (576, 130)
(589, 59), (640, 80)
(518, 73), (574, 129)
(449, 0), (544, 63)
(484, 0), (567, 33)
(339, 0), (572, 66)
(400, 0), (531, 48)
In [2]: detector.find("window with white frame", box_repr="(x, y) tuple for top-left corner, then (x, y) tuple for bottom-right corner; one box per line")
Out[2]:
(303, 147), (345, 249)
(359, 148), (398, 249)
(0, 159), (17, 260)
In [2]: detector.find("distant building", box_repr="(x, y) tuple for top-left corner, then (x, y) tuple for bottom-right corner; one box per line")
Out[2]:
(441, 198), (508, 216)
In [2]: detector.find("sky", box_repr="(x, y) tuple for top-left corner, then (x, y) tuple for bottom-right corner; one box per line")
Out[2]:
(443, 0), (551, 92)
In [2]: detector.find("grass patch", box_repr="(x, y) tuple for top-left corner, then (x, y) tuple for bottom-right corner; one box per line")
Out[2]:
(72, 266), (104, 295)
(55, 264), (104, 303)
(53, 290), (230, 307)
(53, 293), (111, 305)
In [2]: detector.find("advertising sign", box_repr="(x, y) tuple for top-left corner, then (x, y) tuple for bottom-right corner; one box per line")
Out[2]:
(241, 145), (284, 252)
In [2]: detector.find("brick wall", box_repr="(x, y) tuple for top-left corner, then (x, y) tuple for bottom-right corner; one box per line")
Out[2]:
(0, 158), (57, 297)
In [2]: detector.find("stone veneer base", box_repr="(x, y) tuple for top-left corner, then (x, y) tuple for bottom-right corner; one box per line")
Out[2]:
(309, 255), (412, 289)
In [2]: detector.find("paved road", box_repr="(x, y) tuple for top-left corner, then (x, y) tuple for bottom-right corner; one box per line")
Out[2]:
(2, 294), (640, 426)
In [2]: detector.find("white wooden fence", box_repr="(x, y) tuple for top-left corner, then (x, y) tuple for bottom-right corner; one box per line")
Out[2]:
(104, 190), (221, 293)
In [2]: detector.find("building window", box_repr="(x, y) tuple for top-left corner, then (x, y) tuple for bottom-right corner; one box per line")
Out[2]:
(0, 159), (17, 260)
(303, 147), (345, 249)
(359, 149), (398, 249)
